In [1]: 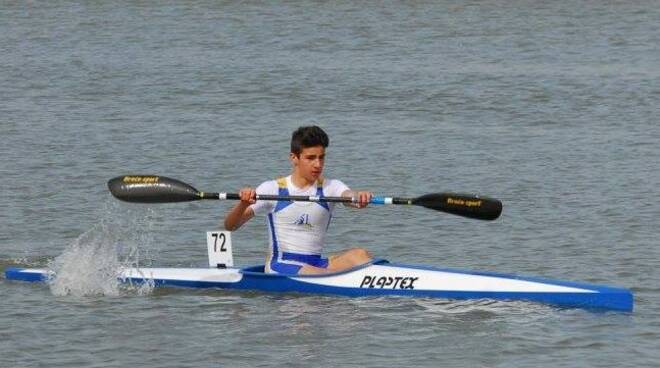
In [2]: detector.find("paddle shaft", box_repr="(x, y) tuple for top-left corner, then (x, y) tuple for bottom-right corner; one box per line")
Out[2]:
(201, 192), (411, 205)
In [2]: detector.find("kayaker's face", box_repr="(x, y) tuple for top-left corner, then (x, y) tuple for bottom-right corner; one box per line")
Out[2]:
(291, 145), (325, 183)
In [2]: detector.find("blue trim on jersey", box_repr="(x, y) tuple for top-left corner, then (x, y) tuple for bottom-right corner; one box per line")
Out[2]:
(316, 186), (329, 211)
(270, 261), (304, 274)
(274, 186), (293, 213)
(269, 253), (329, 275)
(282, 252), (329, 268)
(273, 180), (329, 212)
(267, 213), (279, 267)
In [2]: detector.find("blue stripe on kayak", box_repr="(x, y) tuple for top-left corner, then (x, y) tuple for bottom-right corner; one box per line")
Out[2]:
(119, 274), (632, 312)
(4, 263), (633, 312)
(4, 268), (50, 282)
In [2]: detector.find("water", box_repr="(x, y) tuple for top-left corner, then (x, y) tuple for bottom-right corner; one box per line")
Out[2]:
(2, 1), (659, 367)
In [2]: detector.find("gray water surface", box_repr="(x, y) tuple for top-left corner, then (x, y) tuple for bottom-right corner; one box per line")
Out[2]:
(2, 1), (659, 367)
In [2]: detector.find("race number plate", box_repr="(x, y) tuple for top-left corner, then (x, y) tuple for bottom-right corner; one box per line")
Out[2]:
(206, 231), (233, 268)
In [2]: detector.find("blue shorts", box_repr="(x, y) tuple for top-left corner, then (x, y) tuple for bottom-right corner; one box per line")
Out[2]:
(269, 252), (329, 275)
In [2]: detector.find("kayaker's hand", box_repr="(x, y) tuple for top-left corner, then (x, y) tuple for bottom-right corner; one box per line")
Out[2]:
(355, 191), (372, 208)
(239, 187), (257, 205)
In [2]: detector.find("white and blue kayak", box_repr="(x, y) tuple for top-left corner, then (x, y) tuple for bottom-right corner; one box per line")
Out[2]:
(4, 177), (633, 312)
(4, 257), (633, 312)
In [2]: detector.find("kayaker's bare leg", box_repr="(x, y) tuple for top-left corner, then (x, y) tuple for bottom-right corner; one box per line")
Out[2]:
(299, 248), (372, 275)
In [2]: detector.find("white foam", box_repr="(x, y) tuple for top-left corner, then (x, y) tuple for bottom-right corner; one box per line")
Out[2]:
(47, 202), (158, 297)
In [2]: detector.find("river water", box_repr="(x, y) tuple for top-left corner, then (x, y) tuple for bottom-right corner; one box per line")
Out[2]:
(1, 1), (659, 367)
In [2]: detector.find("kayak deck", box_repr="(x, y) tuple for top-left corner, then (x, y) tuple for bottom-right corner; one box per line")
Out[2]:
(4, 259), (633, 312)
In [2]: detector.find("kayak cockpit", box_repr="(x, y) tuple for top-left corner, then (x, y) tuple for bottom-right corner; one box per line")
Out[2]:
(239, 258), (390, 278)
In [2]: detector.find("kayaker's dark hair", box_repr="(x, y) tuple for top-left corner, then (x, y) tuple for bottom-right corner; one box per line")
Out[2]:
(291, 126), (329, 155)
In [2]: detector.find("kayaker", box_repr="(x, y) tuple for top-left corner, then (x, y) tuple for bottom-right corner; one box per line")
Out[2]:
(223, 126), (373, 275)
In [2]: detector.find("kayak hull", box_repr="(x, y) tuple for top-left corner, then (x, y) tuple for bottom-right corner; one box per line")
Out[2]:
(4, 259), (633, 312)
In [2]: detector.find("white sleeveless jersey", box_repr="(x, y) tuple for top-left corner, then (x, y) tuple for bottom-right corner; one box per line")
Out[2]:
(250, 176), (349, 257)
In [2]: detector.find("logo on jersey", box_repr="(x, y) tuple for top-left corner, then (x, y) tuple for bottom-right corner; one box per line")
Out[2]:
(294, 214), (312, 228)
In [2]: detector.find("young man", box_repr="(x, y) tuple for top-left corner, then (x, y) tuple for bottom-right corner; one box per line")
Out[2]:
(224, 126), (373, 275)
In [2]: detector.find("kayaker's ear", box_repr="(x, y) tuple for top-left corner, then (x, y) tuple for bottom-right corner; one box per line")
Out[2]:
(289, 152), (299, 166)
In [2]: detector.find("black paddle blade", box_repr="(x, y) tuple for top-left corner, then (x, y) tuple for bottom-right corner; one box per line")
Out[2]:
(412, 193), (502, 220)
(108, 175), (202, 203)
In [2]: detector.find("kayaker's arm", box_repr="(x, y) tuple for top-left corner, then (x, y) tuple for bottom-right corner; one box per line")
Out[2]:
(341, 190), (373, 209)
(223, 188), (256, 231)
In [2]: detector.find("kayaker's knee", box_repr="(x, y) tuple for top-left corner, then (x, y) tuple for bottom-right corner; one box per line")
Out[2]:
(350, 248), (372, 261)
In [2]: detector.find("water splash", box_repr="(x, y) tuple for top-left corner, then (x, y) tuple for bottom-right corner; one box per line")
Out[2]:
(47, 201), (159, 297)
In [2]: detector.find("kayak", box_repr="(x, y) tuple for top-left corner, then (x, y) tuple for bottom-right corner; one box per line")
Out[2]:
(5, 178), (633, 311)
(4, 258), (633, 312)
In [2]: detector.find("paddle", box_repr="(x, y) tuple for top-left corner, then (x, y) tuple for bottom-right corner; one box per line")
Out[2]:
(108, 175), (502, 221)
